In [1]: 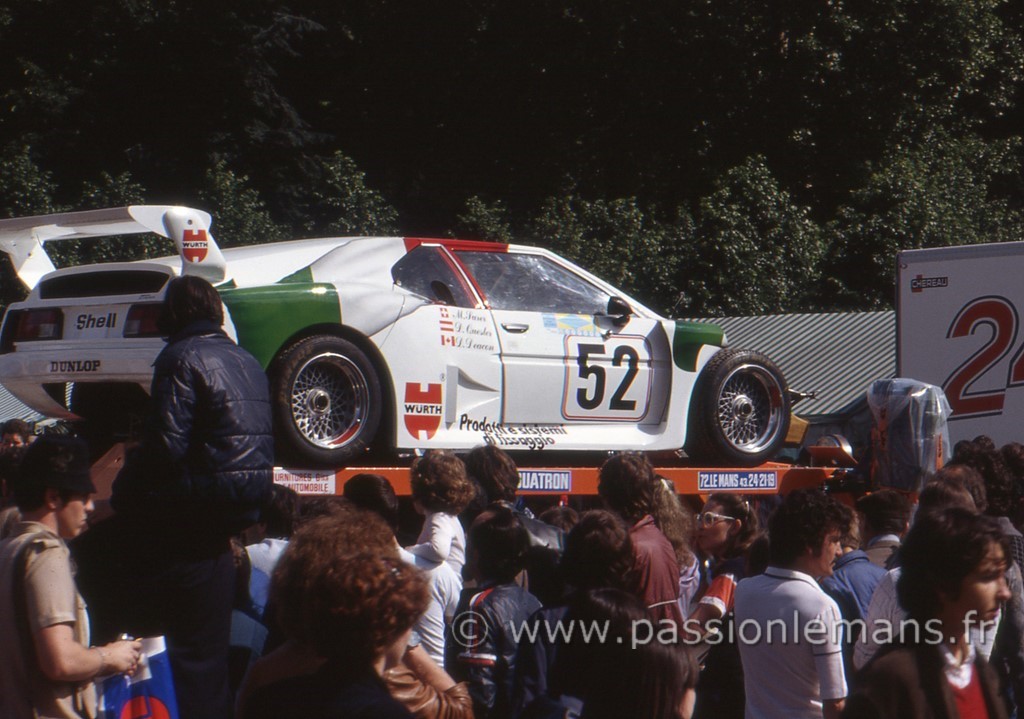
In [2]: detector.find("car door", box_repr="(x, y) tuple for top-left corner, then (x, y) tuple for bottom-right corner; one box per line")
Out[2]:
(452, 248), (671, 431)
(381, 244), (505, 448)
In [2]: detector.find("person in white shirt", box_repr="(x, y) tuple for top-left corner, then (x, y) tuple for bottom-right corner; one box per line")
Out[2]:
(345, 472), (462, 664)
(734, 488), (848, 719)
(854, 475), (1002, 671)
(407, 451), (475, 575)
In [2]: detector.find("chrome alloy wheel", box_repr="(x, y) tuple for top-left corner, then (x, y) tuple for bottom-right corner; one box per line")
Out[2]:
(290, 352), (369, 449)
(715, 363), (787, 455)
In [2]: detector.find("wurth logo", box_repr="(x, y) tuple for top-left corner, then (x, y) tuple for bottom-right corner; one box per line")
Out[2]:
(404, 383), (443, 439)
(182, 229), (209, 263)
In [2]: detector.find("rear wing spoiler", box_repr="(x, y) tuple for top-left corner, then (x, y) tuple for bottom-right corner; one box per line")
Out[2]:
(0, 205), (227, 289)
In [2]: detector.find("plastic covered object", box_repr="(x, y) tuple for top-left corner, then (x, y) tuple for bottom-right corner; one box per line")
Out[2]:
(867, 378), (952, 493)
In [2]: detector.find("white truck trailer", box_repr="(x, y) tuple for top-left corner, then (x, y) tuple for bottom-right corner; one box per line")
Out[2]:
(898, 241), (1024, 446)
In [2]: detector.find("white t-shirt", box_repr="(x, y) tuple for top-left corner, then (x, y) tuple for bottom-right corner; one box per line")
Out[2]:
(398, 547), (462, 665)
(408, 511), (466, 575)
(734, 567), (848, 719)
(245, 537), (289, 617)
(853, 567), (999, 670)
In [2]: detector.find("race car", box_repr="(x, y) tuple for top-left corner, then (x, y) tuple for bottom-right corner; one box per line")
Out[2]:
(0, 205), (793, 468)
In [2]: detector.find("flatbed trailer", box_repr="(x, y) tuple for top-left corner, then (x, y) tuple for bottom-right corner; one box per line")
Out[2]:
(273, 462), (845, 498)
(87, 443), (850, 505)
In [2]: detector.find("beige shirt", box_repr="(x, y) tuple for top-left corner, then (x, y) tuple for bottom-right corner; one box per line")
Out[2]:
(0, 521), (96, 719)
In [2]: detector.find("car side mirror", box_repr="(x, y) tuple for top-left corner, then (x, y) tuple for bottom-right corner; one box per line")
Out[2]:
(604, 296), (632, 327)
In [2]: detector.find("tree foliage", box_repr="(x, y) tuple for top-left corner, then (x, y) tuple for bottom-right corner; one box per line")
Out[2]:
(299, 151), (400, 237)
(199, 160), (286, 248)
(684, 157), (826, 316)
(826, 131), (1023, 308)
(0, 0), (1020, 313)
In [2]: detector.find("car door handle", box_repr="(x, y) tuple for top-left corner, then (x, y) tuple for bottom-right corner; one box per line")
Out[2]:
(501, 323), (530, 333)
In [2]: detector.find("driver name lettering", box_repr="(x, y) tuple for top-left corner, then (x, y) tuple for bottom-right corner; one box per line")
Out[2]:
(439, 307), (496, 351)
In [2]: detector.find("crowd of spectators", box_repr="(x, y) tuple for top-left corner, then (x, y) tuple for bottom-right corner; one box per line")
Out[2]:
(7, 410), (1024, 718)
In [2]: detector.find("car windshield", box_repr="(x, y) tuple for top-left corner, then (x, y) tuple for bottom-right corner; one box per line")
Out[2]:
(455, 250), (610, 314)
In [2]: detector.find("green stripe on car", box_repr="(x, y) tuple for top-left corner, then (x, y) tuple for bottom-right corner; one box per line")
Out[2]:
(672, 321), (724, 371)
(220, 282), (341, 368)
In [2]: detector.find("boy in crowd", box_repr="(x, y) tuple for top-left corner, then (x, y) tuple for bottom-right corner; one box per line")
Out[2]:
(449, 504), (541, 719)
(856, 490), (911, 569)
(844, 508), (1011, 718)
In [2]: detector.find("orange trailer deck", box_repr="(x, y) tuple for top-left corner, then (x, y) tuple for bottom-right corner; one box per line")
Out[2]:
(273, 462), (843, 498)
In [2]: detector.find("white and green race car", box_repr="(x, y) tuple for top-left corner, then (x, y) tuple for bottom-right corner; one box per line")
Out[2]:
(0, 205), (792, 468)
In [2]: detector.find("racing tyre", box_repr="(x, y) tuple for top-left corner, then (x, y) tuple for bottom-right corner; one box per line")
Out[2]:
(272, 335), (384, 468)
(685, 348), (791, 467)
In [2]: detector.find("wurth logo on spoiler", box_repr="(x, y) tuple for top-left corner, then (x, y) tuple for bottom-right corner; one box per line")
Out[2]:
(404, 383), (442, 439)
(911, 274), (949, 293)
(182, 229), (209, 263)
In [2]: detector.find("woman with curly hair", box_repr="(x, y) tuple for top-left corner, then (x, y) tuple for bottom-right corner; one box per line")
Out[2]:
(650, 477), (700, 617)
(407, 451), (475, 575)
(239, 513), (429, 719)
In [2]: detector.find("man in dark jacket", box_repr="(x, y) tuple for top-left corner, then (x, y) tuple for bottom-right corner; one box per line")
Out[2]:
(74, 275), (274, 719)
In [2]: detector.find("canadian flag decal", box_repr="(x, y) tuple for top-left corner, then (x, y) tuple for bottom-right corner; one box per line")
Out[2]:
(182, 229), (209, 263)
(404, 383), (442, 440)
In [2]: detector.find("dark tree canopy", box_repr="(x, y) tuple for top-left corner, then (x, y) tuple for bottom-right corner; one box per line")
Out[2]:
(0, 0), (1021, 315)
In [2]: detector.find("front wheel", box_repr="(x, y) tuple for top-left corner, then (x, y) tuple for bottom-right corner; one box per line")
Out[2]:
(271, 335), (384, 467)
(685, 348), (791, 466)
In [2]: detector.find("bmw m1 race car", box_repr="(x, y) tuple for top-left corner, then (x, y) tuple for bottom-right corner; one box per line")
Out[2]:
(0, 205), (793, 468)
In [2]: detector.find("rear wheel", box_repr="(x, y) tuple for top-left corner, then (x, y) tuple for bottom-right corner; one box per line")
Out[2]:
(685, 348), (791, 466)
(271, 335), (384, 467)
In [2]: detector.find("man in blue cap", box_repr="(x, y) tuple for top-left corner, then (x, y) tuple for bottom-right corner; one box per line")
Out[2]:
(0, 436), (140, 718)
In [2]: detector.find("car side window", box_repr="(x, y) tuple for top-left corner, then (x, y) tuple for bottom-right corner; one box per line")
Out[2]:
(454, 250), (610, 314)
(392, 246), (476, 308)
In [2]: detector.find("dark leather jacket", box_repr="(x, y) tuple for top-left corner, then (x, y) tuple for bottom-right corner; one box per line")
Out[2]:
(448, 582), (542, 719)
(112, 320), (274, 536)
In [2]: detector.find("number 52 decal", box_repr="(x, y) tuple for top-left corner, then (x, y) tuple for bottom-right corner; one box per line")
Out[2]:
(943, 296), (1024, 419)
(562, 335), (653, 421)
